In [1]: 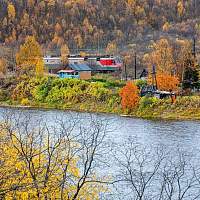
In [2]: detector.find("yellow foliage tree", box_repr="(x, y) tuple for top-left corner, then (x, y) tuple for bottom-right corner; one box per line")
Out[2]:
(106, 41), (118, 55)
(61, 44), (70, 64)
(74, 34), (83, 49)
(173, 39), (191, 80)
(177, 0), (184, 18)
(0, 119), (108, 200)
(16, 36), (44, 76)
(27, 0), (35, 8)
(83, 18), (93, 33)
(80, 51), (87, 57)
(0, 58), (7, 75)
(35, 59), (45, 76)
(143, 38), (174, 74)
(7, 3), (16, 20)
(162, 21), (170, 32)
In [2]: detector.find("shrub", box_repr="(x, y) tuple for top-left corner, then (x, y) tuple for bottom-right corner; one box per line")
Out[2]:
(11, 77), (118, 108)
(0, 89), (9, 101)
(91, 74), (125, 88)
(107, 95), (120, 108)
(139, 96), (160, 109)
(134, 79), (147, 89)
(87, 82), (110, 101)
(12, 78), (40, 101)
(119, 81), (140, 112)
(21, 98), (30, 106)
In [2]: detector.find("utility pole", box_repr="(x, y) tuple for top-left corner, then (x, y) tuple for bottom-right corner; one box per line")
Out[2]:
(134, 52), (137, 80)
(192, 0), (196, 59)
(124, 63), (127, 81)
(152, 65), (158, 90)
(193, 0), (196, 19)
(193, 36), (196, 59)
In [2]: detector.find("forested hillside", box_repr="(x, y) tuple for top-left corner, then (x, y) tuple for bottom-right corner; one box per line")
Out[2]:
(0, 0), (200, 51)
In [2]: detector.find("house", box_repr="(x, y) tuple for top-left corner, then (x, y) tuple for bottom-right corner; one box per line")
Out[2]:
(44, 54), (123, 75)
(58, 63), (92, 80)
(68, 55), (123, 73)
(140, 85), (175, 99)
(43, 56), (63, 73)
(58, 70), (79, 79)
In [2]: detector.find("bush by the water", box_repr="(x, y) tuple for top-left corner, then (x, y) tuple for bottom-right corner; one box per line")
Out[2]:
(10, 77), (121, 112)
(119, 81), (140, 113)
(134, 79), (147, 89)
(139, 96), (161, 109)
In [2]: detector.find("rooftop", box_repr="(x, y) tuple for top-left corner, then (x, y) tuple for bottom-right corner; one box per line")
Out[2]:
(58, 70), (75, 73)
(69, 63), (91, 71)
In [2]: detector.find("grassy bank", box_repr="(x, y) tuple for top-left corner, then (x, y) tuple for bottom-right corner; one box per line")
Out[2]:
(0, 76), (123, 114)
(1, 76), (200, 120)
(136, 96), (200, 120)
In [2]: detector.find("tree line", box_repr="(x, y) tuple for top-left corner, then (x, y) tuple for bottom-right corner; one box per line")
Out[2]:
(0, 0), (200, 50)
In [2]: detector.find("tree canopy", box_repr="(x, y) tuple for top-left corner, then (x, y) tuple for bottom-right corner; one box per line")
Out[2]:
(16, 36), (44, 76)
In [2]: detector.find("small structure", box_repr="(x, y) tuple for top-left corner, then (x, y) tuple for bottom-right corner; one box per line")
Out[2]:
(68, 63), (92, 80)
(58, 63), (92, 80)
(140, 69), (148, 80)
(58, 70), (79, 79)
(141, 85), (174, 99)
(140, 65), (176, 100)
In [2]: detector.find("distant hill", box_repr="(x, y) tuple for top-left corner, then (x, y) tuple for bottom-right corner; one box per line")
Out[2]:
(0, 0), (200, 76)
(0, 0), (199, 49)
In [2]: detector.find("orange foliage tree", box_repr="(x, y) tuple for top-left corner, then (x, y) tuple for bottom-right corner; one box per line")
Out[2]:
(119, 81), (140, 112)
(148, 73), (180, 91)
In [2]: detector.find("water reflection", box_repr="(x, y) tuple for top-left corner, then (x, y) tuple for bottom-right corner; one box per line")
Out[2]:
(1, 107), (200, 154)
(1, 107), (200, 199)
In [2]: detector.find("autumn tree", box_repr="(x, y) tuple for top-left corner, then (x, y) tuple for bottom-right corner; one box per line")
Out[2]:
(16, 36), (44, 76)
(172, 39), (191, 79)
(0, 112), (109, 200)
(74, 34), (83, 49)
(35, 59), (45, 76)
(182, 58), (200, 90)
(143, 38), (174, 74)
(119, 81), (140, 112)
(7, 3), (16, 21)
(162, 21), (170, 32)
(114, 138), (200, 199)
(0, 58), (7, 75)
(148, 72), (180, 91)
(177, 0), (184, 19)
(83, 17), (93, 34)
(106, 41), (118, 55)
(61, 44), (70, 64)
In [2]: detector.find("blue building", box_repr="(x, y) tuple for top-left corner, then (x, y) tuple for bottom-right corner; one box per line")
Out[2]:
(58, 70), (79, 79)
(58, 63), (92, 80)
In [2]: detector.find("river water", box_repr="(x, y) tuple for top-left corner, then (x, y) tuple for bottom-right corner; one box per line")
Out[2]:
(1, 107), (200, 199)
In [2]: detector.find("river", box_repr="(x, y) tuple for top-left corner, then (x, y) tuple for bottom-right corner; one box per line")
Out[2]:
(1, 107), (200, 199)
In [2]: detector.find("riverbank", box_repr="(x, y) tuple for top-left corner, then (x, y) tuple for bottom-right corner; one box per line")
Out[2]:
(1, 76), (200, 121)
(1, 95), (200, 121)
